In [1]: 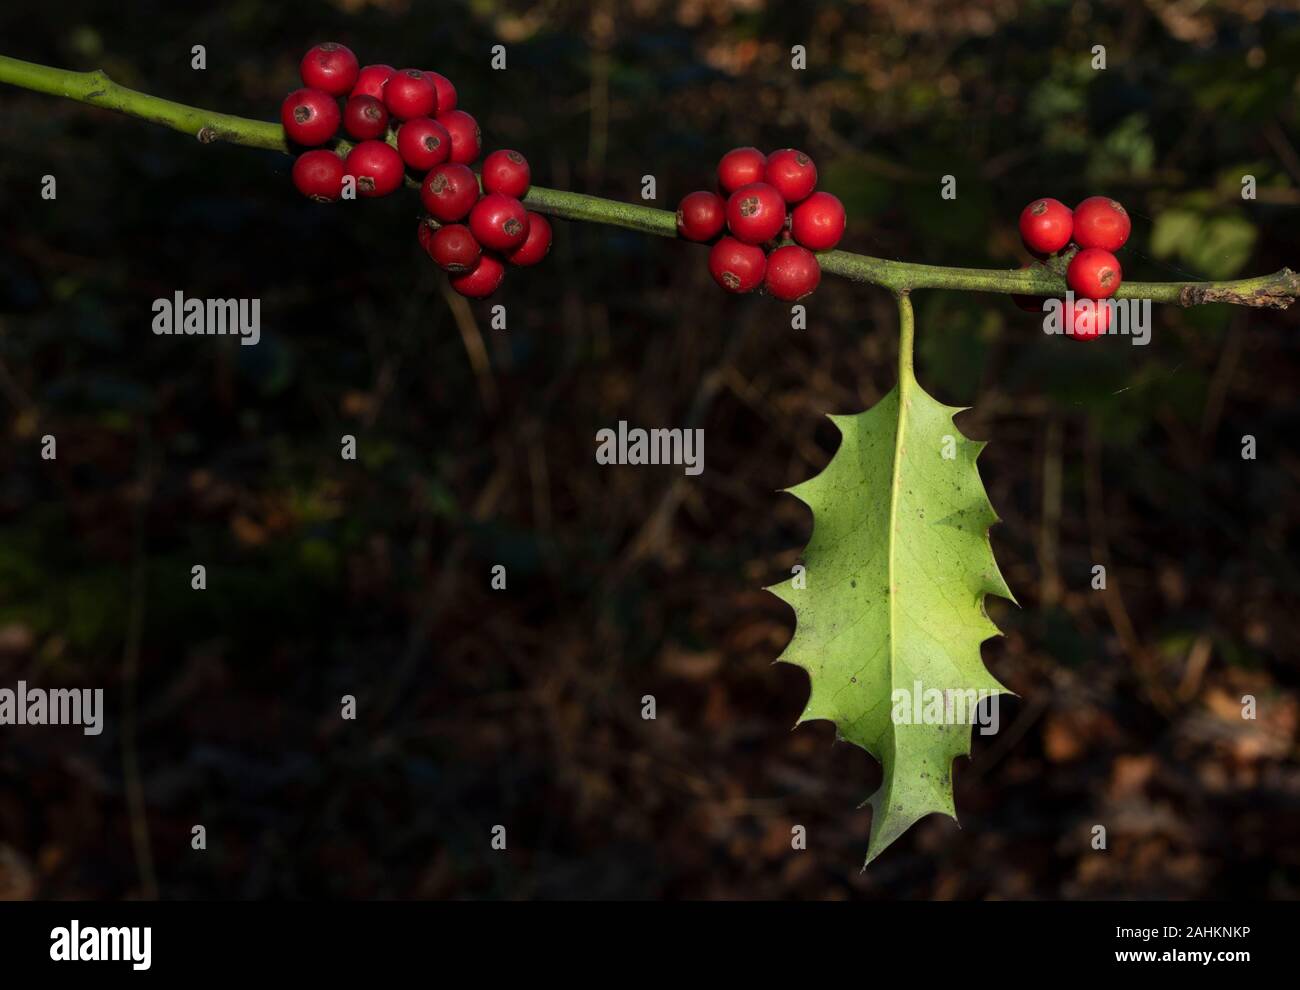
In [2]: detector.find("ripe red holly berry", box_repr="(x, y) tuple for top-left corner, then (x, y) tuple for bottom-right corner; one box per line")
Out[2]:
(300, 43), (359, 96)
(342, 94), (388, 141)
(351, 64), (395, 101)
(425, 223), (482, 273)
(764, 244), (821, 300)
(676, 190), (726, 242)
(1062, 297), (1111, 340)
(384, 69), (437, 120)
(469, 193), (529, 252)
(507, 212), (552, 266)
(708, 236), (766, 294)
(717, 147), (767, 196)
(420, 163), (480, 221)
(1073, 196), (1131, 251)
(425, 71), (457, 114)
(790, 191), (845, 251)
(396, 117), (451, 170)
(1067, 247), (1122, 299)
(726, 182), (787, 245)
(1018, 197), (1073, 255)
(437, 110), (481, 164)
(764, 149), (818, 204)
(291, 149), (345, 202)
(280, 88), (340, 146)
(482, 150), (531, 198)
(451, 253), (506, 298)
(344, 140), (404, 198)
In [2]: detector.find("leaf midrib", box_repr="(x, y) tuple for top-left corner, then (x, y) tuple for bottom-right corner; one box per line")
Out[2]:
(885, 373), (912, 777)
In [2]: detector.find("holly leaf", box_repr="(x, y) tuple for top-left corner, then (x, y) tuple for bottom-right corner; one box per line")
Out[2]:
(770, 367), (1013, 865)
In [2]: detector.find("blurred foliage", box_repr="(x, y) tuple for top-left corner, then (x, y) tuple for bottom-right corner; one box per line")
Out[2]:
(0, 0), (1297, 900)
(1152, 200), (1257, 278)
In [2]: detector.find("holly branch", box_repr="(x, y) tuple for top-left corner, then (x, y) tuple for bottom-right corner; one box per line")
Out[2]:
(2, 54), (1296, 308)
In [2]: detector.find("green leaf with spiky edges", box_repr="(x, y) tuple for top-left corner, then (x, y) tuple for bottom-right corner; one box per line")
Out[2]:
(769, 359), (1014, 866)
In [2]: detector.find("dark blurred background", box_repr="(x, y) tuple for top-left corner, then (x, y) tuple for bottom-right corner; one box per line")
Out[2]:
(0, 0), (1298, 900)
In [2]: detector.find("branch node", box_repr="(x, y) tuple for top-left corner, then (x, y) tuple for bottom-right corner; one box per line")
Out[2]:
(85, 69), (111, 98)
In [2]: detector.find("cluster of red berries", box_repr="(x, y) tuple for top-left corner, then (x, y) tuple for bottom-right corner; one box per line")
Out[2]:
(282, 43), (550, 298)
(1016, 195), (1132, 339)
(676, 147), (845, 301)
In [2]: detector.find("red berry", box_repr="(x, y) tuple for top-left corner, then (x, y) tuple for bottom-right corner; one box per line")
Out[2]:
(1018, 197), (1073, 255)
(420, 163), (480, 221)
(717, 147), (767, 196)
(1063, 298), (1111, 340)
(280, 88), (340, 146)
(384, 69), (437, 120)
(1067, 247), (1122, 299)
(726, 182), (787, 244)
(425, 223), (482, 273)
(344, 140), (404, 197)
(764, 244), (821, 300)
(424, 71), (457, 114)
(352, 64), (395, 101)
(437, 110), (482, 164)
(764, 149), (818, 204)
(482, 150), (531, 198)
(342, 94), (389, 141)
(396, 117), (451, 170)
(291, 149), (345, 202)
(790, 191), (845, 251)
(300, 43), (359, 97)
(469, 193), (529, 252)
(1073, 196), (1131, 251)
(451, 253), (506, 298)
(676, 190), (726, 242)
(708, 236), (766, 293)
(507, 212), (552, 266)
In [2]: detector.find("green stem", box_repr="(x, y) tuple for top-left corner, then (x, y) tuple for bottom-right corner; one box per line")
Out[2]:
(1, 54), (1297, 308)
(896, 291), (915, 383)
(0, 54), (288, 151)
